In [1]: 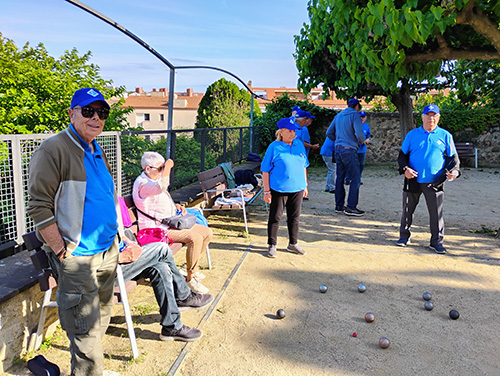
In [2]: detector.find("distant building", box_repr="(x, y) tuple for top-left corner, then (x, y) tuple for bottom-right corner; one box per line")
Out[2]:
(123, 87), (203, 130)
(247, 83), (374, 112)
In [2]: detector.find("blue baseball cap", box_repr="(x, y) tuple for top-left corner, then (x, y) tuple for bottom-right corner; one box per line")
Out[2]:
(347, 98), (360, 106)
(292, 106), (301, 112)
(294, 110), (309, 118)
(277, 117), (300, 130)
(71, 88), (110, 110)
(423, 104), (440, 115)
(359, 111), (367, 117)
(304, 111), (315, 119)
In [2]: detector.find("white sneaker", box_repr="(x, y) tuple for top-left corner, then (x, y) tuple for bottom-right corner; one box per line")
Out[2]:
(179, 267), (206, 280)
(186, 276), (209, 294)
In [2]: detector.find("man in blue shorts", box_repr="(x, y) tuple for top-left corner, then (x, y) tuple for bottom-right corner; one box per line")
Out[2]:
(397, 104), (460, 254)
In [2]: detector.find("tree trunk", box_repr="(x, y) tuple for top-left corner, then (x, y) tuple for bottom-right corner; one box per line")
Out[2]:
(391, 87), (415, 142)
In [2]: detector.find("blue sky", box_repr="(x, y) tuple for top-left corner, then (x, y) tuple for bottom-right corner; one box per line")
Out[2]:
(0, 0), (310, 93)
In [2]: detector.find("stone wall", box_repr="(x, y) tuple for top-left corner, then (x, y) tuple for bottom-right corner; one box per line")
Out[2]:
(317, 112), (500, 167)
(0, 286), (59, 373)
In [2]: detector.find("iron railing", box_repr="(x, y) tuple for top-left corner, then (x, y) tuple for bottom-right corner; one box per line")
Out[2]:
(0, 126), (252, 253)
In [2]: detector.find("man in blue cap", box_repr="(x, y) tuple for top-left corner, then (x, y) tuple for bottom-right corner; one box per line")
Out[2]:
(28, 88), (119, 375)
(326, 98), (366, 216)
(397, 104), (460, 254)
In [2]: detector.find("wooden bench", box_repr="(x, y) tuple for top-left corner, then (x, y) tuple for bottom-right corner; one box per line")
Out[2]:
(455, 142), (478, 168)
(197, 165), (263, 233)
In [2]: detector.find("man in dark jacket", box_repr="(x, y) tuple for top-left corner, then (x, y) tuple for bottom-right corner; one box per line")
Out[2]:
(397, 104), (460, 254)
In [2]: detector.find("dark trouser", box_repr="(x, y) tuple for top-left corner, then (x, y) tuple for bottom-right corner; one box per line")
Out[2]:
(267, 189), (304, 246)
(47, 237), (119, 376)
(120, 242), (191, 331)
(400, 183), (445, 246)
(358, 152), (366, 177)
(335, 146), (361, 210)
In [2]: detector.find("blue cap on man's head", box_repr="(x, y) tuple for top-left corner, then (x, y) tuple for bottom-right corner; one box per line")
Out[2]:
(71, 88), (110, 110)
(423, 104), (440, 115)
(359, 111), (366, 117)
(292, 106), (301, 112)
(347, 98), (360, 106)
(304, 111), (315, 119)
(277, 117), (300, 130)
(294, 110), (309, 118)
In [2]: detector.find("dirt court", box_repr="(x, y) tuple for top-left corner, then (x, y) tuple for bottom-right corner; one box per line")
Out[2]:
(8, 165), (500, 376)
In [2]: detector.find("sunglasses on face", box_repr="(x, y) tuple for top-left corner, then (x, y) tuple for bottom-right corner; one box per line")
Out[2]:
(149, 164), (165, 172)
(74, 106), (110, 120)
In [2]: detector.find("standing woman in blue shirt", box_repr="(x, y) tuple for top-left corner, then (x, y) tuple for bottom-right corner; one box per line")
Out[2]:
(262, 118), (309, 258)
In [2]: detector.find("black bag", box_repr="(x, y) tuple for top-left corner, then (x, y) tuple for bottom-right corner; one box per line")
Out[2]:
(162, 214), (197, 230)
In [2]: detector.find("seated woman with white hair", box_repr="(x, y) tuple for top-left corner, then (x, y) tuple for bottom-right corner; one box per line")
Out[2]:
(133, 151), (212, 294)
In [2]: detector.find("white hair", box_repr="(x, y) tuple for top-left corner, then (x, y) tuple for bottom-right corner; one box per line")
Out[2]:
(141, 151), (165, 169)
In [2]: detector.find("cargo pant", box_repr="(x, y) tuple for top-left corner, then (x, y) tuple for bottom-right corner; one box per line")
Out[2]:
(48, 237), (119, 376)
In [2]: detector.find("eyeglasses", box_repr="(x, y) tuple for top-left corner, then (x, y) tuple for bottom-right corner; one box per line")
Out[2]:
(149, 164), (165, 172)
(74, 106), (110, 120)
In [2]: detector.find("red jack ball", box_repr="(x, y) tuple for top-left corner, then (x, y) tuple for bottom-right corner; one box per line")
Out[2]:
(353, 332), (358, 337)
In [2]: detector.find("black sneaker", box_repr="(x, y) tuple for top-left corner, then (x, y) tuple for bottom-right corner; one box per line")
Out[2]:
(344, 208), (365, 216)
(177, 292), (214, 312)
(429, 244), (447, 254)
(324, 189), (335, 194)
(335, 206), (345, 213)
(160, 325), (202, 342)
(396, 238), (410, 247)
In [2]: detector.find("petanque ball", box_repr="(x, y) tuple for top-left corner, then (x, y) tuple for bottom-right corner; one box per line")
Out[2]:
(365, 312), (375, 323)
(449, 310), (460, 320)
(424, 301), (434, 311)
(276, 309), (286, 319)
(379, 337), (390, 349)
(422, 292), (432, 301)
(358, 284), (366, 293)
(319, 284), (328, 293)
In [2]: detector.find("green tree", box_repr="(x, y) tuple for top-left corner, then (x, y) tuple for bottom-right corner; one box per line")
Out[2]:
(294, 0), (500, 138)
(0, 34), (132, 134)
(253, 93), (337, 162)
(195, 78), (261, 162)
(440, 59), (500, 107)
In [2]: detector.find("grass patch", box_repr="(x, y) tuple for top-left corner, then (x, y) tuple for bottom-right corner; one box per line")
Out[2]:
(134, 302), (158, 316)
(469, 225), (498, 237)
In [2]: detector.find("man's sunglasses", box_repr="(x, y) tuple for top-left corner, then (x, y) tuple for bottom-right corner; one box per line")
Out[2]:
(74, 106), (110, 120)
(149, 164), (165, 172)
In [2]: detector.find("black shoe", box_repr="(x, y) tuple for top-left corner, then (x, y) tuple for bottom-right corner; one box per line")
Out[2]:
(335, 206), (345, 213)
(344, 207), (365, 216)
(396, 238), (410, 247)
(27, 355), (60, 376)
(324, 189), (335, 194)
(160, 325), (202, 342)
(177, 292), (214, 312)
(429, 244), (447, 254)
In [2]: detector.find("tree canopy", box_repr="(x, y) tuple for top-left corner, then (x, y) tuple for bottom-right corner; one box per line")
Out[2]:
(294, 0), (500, 137)
(0, 34), (131, 134)
(195, 78), (261, 130)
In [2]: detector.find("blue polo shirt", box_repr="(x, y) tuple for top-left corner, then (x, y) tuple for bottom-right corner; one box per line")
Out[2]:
(320, 137), (335, 157)
(70, 124), (118, 256)
(358, 122), (371, 154)
(262, 139), (309, 193)
(401, 125), (457, 184)
(295, 126), (311, 155)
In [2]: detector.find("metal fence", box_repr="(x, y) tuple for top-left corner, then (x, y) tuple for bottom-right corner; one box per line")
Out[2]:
(0, 126), (252, 251)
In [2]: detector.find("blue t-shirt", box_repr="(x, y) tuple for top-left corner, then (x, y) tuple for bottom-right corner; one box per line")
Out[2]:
(70, 124), (118, 256)
(295, 126), (311, 155)
(320, 137), (335, 157)
(401, 125), (457, 184)
(358, 122), (371, 154)
(261, 139), (309, 193)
